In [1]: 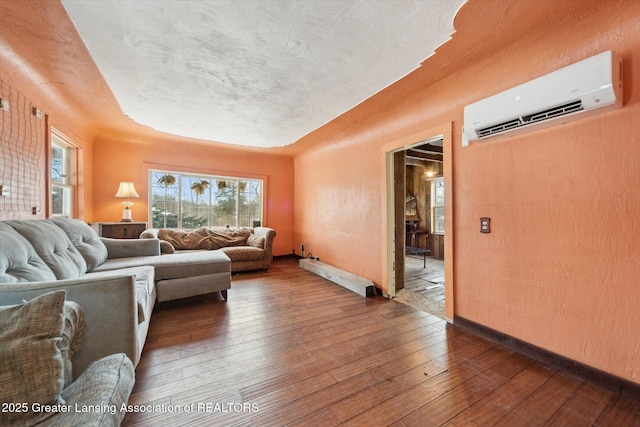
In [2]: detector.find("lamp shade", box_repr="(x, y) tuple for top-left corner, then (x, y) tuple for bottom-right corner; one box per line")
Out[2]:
(115, 182), (140, 199)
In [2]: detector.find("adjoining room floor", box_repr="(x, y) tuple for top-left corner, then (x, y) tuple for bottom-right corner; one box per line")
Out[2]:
(395, 255), (445, 319)
(123, 258), (639, 426)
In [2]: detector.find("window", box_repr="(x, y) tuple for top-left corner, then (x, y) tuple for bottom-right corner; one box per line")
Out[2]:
(50, 133), (75, 217)
(150, 170), (263, 229)
(431, 178), (445, 234)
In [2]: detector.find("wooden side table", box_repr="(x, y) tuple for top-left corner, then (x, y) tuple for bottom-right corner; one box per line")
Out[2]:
(89, 222), (147, 239)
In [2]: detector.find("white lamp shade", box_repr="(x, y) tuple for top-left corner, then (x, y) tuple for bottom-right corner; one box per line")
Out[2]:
(115, 182), (140, 198)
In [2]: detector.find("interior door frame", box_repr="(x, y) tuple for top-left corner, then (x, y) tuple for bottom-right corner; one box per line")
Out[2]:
(380, 122), (455, 321)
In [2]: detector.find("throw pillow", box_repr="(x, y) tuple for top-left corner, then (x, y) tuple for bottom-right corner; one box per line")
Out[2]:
(247, 234), (265, 249)
(203, 228), (251, 249)
(158, 228), (209, 250)
(0, 291), (68, 425)
(159, 240), (176, 254)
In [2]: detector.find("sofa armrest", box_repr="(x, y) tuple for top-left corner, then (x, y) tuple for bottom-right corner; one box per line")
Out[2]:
(254, 227), (277, 261)
(140, 228), (160, 239)
(0, 267), (151, 376)
(101, 237), (160, 258)
(59, 353), (134, 426)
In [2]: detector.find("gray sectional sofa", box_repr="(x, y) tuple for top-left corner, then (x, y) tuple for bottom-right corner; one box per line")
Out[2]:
(0, 218), (232, 376)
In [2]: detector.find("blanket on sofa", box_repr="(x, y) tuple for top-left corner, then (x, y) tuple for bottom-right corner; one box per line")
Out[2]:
(158, 227), (252, 250)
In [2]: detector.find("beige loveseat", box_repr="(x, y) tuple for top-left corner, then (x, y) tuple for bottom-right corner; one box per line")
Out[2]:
(141, 226), (277, 273)
(0, 218), (231, 376)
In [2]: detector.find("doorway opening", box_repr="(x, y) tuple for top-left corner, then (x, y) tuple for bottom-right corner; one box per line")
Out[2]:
(395, 137), (446, 319)
(382, 123), (453, 321)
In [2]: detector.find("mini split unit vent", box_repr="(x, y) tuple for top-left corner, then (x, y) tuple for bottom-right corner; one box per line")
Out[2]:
(462, 50), (623, 146)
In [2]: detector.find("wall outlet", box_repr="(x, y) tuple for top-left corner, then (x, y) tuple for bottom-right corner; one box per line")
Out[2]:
(480, 217), (491, 233)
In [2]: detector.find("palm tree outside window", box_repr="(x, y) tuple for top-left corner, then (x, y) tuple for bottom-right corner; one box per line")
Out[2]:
(149, 170), (263, 229)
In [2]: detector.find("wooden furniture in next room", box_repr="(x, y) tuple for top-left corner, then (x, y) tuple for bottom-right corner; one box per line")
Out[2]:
(89, 221), (147, 239)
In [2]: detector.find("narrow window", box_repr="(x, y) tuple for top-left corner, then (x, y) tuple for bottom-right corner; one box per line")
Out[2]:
(50, 133), (76, 217)
(431, 178), (445, 234)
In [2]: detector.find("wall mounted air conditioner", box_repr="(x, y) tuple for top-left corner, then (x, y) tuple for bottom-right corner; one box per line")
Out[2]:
(462, 50), (623, 146)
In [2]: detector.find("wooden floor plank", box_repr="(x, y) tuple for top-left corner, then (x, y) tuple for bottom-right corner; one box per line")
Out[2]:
(292, 361), (445, 426)
(594, 394), (640, 426)
(450, 362), (554, 425)
(400, 369), (510, 426)
(121, 258), (639, 427)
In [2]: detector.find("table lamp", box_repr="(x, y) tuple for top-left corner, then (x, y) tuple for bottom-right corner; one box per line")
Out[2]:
(115, 182), (140, 222)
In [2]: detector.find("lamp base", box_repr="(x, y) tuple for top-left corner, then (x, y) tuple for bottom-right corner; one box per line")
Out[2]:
(121, 206), (133, 222)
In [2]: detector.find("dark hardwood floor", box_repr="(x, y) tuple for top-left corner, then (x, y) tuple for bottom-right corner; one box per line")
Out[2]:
(122, 258), (640, 426)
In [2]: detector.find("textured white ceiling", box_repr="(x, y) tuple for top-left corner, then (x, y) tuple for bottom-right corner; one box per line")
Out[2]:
(61, 0), (465, 148)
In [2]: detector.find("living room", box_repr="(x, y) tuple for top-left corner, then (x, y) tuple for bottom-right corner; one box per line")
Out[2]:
(1, 0), (639, 425)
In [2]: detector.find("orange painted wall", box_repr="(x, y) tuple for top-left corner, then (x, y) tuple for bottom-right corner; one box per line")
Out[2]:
(0, 1), (98, 220)
(92, 135), (294, 256)
(292, 0), (640, 383)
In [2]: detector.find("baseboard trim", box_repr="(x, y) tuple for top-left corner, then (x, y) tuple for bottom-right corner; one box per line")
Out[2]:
(454, 315), (640, 401)
(274, 254), (301, 260)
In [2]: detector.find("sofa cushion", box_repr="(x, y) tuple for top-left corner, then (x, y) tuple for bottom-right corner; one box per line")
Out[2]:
(59, 353), (134, 427)
(158, 227), (251, 250)
(157, 228), (207, 250)
(247, 233), (265, 249)
(0, 291), (67, 426)
(152, 250), (231, 279)
(93, 250), (230, 279)
(221, 246), (265, 262)
(0, 223), (57, 283)
(49, 218), (108, 271)
(7, 220), (87, 280)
